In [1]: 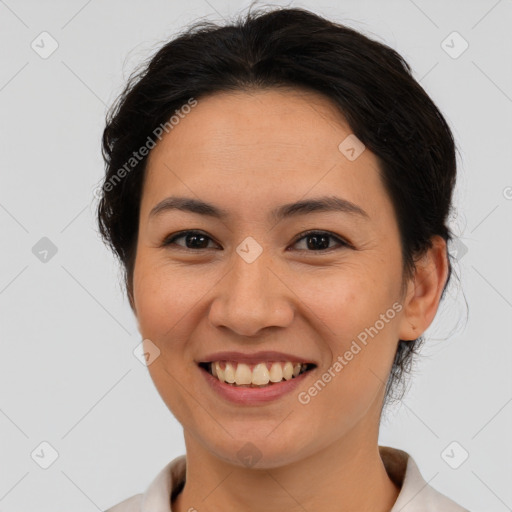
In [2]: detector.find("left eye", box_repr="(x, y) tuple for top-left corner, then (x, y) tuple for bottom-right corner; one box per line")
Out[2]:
(292, 230), (348, 251)
(162, 230), (349, 252)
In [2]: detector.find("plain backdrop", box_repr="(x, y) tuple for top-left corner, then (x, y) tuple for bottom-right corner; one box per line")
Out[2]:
(0, 1), (511, 511)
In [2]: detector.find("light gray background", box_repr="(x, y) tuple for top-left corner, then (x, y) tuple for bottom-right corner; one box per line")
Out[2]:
(0, 0), (511, 511)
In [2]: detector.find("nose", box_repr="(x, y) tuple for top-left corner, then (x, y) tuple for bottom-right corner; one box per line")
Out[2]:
(207, 249), (295, 337)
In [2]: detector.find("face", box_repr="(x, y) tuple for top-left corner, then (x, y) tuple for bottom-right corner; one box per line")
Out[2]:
(132, 88), (418, 468)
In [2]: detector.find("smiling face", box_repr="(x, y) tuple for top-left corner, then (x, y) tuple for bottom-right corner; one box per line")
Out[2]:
(132, 88), (421, 467)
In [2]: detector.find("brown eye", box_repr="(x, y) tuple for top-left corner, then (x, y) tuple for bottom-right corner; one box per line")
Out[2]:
(161, 229), (350, 252)
(162, 230), (220, 250)
(291, 230), (349, 252)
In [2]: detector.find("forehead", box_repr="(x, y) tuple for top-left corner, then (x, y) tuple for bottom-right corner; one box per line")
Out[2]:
(149, 88), (356, 163)
(141, 88), (390, 224)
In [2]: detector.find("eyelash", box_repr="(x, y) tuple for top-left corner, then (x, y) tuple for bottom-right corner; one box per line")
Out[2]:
(161, 229), (351, 253)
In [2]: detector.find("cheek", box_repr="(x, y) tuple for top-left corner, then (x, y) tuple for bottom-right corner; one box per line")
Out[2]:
(132, 254), (216, 394)
(133, 256), (197, 338)
(294, 264), (400, 338)
(293, 268), (401, 399)
(133, 261), (199, 418)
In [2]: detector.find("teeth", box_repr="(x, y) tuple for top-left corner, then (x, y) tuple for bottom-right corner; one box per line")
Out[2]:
(224, 362), (236, 383)
(208, 361), (308, 387)
(283, 362), (294, 380)
(252, 363), (270, 385)
(235, 363), (252, 385)
(269, 362), (283, 382)
(214, 361), (224, 381)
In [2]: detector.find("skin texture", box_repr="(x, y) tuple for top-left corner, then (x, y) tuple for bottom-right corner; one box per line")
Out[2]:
(131, 88), (449, 512)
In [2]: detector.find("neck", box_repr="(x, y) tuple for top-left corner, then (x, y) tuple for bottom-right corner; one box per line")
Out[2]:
(173, 417), (400, 512)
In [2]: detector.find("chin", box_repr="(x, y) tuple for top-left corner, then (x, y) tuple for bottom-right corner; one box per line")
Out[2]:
(204, 430), (317, 470)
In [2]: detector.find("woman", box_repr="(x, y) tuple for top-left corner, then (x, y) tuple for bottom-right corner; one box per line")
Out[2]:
(98, 7), (468, 511)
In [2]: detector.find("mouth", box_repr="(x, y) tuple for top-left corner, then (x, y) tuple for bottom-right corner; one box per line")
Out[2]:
(198, 360), (317, 388)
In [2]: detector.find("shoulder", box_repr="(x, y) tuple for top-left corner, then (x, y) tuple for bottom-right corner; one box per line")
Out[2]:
(402, 479), (469, 511)
(406, 460), (469, 511)
(381, 446), (469, 511)
(422, 487), (470, 511)
(103, 493), (143, 512)
(102, 455), (186, 512)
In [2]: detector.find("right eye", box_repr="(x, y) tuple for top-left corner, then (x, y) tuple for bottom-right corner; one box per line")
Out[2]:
(161, 230), (221, 250)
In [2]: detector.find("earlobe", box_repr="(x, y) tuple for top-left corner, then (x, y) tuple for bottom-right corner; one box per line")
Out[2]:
(397, 236), (449, 341)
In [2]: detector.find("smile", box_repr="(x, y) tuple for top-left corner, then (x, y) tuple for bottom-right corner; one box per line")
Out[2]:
(199, 361), (315, 387)
(198, 361), (317, 404)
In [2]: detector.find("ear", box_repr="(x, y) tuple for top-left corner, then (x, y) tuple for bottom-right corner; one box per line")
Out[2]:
(398, 235), (449, 341)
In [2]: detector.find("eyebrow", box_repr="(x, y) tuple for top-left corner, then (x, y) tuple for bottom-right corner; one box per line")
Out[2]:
(148, 195), (369, 222)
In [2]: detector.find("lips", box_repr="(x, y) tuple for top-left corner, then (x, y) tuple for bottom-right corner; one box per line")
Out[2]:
(196, 350), (318, 405)
(198, 359), (316, 404)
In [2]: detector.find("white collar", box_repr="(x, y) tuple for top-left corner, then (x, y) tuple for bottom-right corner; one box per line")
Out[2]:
(106, 446), (468, 511)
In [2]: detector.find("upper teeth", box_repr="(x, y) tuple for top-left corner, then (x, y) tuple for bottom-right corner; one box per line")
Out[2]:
(210, 361), (306, 386)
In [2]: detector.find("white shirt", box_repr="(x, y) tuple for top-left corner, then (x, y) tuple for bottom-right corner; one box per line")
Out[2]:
(104, 445), (469, 511)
